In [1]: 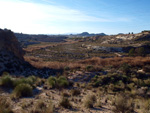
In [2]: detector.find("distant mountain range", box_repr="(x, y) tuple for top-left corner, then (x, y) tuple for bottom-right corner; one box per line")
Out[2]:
(69, 32), (106, 37)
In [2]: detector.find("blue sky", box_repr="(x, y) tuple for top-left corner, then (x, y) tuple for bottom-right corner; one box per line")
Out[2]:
(0, 0), (150, 34)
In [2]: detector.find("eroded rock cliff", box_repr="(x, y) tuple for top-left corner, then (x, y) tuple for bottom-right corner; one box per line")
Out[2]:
(0, 29), (24, 60)
(0, 29), (56, 77)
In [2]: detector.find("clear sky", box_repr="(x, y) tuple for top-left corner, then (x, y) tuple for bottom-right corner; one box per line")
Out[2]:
(0, 0), (150, 34)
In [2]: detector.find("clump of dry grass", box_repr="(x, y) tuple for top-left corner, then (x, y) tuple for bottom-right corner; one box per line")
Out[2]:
(59, 96), (72, 109)
(96, 98), (102, 108)
(112, 95), (134, 113)
(31, 101), (54, 113)
(142, 99), (150, 113)
(83, 94), (96, 108)
(0, 96), (13, 113)
(62, 92), (70, 97)
(71, 89), (81, 96)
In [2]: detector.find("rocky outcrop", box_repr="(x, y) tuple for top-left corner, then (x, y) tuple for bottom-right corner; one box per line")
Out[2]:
(0, 29), (24, 60)
(0, 29), (57, 77)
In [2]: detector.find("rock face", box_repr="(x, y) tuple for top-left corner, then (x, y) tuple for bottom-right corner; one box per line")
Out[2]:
(0, 29), (57, 77)
(0, 29), (24, 60)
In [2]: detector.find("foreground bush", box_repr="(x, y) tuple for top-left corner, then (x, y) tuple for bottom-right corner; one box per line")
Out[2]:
(47, 76), (57, 88)
(0, 75), (13, 88)
(57, 76), (69, 88)
(28, 75), (37, 83)
(13, 83), (33, 98)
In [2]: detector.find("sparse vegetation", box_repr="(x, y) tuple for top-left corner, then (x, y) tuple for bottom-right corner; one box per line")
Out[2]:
(1, 29), (150, 113)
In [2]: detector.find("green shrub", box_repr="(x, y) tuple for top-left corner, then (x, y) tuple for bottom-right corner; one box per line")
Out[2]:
(57, 76), (69, 88)
(47, 76), (69, 89)
(28, 75), (36, 83)
(13, 83), (33, 98)
(13, 79), (23, 88)
(24, 76), (37, 86)
(13, 77), (36, 88)
(23, 78), (34, 85)
(47, 76), (57, 88)
(0, 75), (13, 88)
(59, 97), (72, 109)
